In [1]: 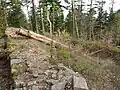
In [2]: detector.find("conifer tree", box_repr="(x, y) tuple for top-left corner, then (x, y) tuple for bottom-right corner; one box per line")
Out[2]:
(7, 0), (27, 28)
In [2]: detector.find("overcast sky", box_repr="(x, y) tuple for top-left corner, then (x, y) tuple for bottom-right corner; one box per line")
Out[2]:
(23, 0), (120, 18)
(61, 0), (120, 17)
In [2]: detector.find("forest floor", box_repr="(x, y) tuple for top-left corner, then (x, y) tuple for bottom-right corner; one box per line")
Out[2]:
(7, 28), (120, 90)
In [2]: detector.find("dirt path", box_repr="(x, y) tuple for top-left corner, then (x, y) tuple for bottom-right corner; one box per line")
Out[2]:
(10, 38), (89, 90)
(11, 38), (51, 89)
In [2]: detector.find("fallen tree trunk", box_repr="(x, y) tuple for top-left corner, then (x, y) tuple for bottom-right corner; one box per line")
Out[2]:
(7, 27), (99, 62)
(17, 28), (70, 49)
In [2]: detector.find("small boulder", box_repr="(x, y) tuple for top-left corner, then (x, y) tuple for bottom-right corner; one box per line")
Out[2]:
(52, 81), (67, 90)
(33, 73), (38, 78)
(46, 79), (59, 85)
(32, 85), (39, 90)
(73, 76), (88, 90)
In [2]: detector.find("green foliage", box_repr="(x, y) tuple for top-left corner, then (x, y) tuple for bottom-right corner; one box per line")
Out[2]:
(50, 48), (99, 75)
(7, 0), (27, 28)
(111, 47), (120, 53)
(65, 12), (73, 34)
(82, 41), (105, 52)
(7, 41), (16, 52)
(110, 10), (120, 45)
(58, 49), (71, 58)
(0, 7), (6, 37)
(61, 29), (70, 39)
(72, 63), (88, 74)
(0, 5), (7, 51)
(36, 0), (65, 33)
(12, 64), (20, 79)
(11, 0), (21, 5)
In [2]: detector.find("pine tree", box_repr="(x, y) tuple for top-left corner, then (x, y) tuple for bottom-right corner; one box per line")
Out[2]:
(94, 0), (106, 40)
(7, 0), (27, 28)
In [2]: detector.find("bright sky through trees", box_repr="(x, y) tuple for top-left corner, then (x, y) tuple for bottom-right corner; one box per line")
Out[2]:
(23, 0), (120, 18)
(61, 0), (120, 17)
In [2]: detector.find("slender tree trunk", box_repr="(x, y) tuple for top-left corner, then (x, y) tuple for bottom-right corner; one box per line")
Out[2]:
(72, 0), (75, 37)
(0, 1), (12, 89)
(78, 0), (83, 38)
(89, 0), (94, 40)
(31, 0), (38, 33)
(75, 15), (79, 39)
(47, 8), (53, 58)
(26, 0), (32, 30)
(47, 9), (52, 37)
(52, 3), (55, 33)
(41, 8), (45, 34)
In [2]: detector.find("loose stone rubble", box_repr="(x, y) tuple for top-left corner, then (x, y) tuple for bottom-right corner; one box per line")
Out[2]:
(12, 61), (88, 90)
(9, 34), (88, 90)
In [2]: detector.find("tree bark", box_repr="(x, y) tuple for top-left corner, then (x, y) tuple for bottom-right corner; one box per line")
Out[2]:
(72, 0), (76, 37)
(31, 0), (38, 33)
(47, 8), (52, 37)
(41, 8), (45, 33)
(17, 28), (69, 49)
(75, 15), (79, 39)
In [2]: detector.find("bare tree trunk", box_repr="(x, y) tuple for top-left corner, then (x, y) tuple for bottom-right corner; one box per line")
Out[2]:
(0, 2), (12, 89)
(26, 0), (32, 30)
(31, 0), (38, 33)
(89, 0), (94, 40)
(72, 0), (76, 37)
(47, 7), (53, 58)
(78, 0), (83, 38)
(47, 9), (52, 36)
(75, 15), (79, 39)
(41, 8), (45, 34)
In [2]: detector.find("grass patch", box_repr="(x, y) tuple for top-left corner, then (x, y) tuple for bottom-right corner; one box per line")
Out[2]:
(111, 47), (120, 52)
(7, 41), (17, 52)
(49, 48), (100, 76)
(82, 41), (105, 53)
(57, 49), (71, 58)
(12, 64), (22, 79)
